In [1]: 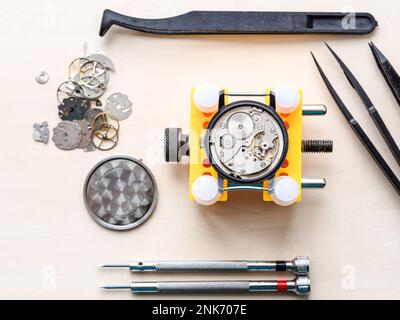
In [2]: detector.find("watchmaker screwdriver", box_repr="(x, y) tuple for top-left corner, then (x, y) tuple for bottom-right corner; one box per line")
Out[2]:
(101, 276), (311, 296)
(98, 257), (309, 276)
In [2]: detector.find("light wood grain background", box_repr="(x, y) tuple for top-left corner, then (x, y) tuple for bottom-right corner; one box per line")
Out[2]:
(0, 0), (399, 299)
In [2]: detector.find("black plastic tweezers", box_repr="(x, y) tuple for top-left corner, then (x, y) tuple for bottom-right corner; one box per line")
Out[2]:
(311, 50), (400, 195)
(99, 10), (378, 37)
(369, 42), (400, 108)
(324, 43), (400, 168)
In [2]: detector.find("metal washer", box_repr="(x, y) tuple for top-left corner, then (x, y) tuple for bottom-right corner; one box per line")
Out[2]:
(83, 156), (158, 231)
(36, 71), (49, 84)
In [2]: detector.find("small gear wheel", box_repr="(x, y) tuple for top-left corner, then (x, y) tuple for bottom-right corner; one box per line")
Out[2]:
(104, 93), (133, 121)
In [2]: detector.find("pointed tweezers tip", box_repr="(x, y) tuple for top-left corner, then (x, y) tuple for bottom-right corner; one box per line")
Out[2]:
(324, 42), (338, 57)
(369, 41), (378, 52)
(369, 42), (387, 64)
(310, 52), (322, 70)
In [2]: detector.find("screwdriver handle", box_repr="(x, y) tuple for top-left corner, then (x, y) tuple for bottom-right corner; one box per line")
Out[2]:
(130, 277), (310, 296)
(141, 261), (249, 271)
(129, 257), (309, 275)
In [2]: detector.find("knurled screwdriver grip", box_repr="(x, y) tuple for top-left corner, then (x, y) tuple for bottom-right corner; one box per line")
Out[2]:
(102, 276), (311, 296)
(100, 10), (378, 37)
(99, 257), (309, 276)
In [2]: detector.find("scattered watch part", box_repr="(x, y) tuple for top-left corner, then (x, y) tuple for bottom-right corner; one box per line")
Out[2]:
(79, 60), (109, 88)
(33, 121), (49, 144)
(93, 122), (119, 140)
(84, 141), (97, 152)
(84, 156), (158, 231)
(51, 50), (128, 153)
(36, 71), (49, 85)
(74, 120), (93, 149)
(84, 42), (102, 57)
(69, 58), (109, 101)
(91, 112), (120, 133)
(68, 57), (90, 81)
(92, 126), (119, 151)
(85, 108), (104, 124)
(88, 53), (115, 71)
(91, 113), (120, 151)
(74, 75), (107, 100)
(85, 108), (108, 135)
(105, 92), (133, 121)
(57, 81), (84, 103)
(52, 121), (82, 150)
(82, 84), (107, 100)
(58, 97), (90, 121)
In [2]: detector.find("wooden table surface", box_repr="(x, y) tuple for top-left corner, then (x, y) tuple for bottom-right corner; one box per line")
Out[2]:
(0, 0), (399, 299)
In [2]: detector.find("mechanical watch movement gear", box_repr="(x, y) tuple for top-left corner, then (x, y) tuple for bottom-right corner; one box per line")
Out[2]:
(204, 101), (288, 183)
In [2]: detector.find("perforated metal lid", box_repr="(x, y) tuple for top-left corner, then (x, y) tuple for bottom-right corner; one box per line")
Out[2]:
(83, 156), (157, 231)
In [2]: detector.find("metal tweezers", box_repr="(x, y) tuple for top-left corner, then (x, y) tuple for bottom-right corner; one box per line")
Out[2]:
(311, 43), (400, 195)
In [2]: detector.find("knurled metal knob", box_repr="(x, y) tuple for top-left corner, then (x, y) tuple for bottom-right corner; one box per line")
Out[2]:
(164, 128), (189, 162)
